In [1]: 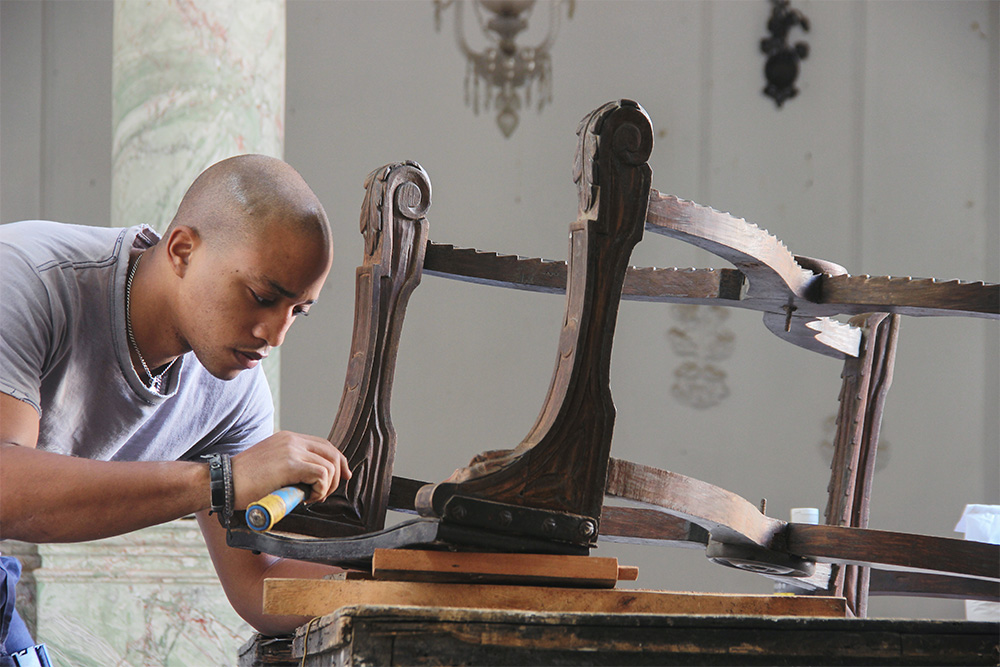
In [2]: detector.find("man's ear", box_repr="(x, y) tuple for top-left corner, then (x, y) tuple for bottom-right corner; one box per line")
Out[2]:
(164, 225), (200, 277)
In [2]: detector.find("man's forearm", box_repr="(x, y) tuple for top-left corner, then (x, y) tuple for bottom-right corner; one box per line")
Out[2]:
(196, 511), (345, 635)
(0, 444), (210, 542)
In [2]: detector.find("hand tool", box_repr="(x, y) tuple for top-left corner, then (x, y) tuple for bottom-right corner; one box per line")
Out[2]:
(247, 485), (307, 532)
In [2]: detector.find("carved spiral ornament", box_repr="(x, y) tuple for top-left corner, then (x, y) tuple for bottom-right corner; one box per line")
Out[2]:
(573, 99), (652, 216)
(611, 105), (653, 167)
(390, 161), (432, 222)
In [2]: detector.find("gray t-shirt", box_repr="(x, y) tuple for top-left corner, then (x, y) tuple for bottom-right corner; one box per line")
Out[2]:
(0, 220), (273, 462)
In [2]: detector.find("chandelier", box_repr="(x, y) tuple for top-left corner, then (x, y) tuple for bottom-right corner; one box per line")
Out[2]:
(435, 0), (573, 138)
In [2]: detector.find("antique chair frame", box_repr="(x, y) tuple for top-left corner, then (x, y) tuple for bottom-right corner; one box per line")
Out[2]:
(228, 100), (999, 617)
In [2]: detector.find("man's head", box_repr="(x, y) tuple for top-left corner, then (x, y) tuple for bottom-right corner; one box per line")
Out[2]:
(159, 155), (334, 380)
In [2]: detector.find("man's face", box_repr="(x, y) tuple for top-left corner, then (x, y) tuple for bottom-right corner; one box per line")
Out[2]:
(174, 224), (332, 380)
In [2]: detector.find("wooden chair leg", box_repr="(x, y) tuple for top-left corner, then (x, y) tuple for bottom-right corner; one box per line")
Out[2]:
(825, 313), (900, 616)
(415, 100), (654, 543)
(281, 161), (431, 537)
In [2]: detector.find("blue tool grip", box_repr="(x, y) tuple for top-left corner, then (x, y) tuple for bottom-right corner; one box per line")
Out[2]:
(246, 485), (307, 531)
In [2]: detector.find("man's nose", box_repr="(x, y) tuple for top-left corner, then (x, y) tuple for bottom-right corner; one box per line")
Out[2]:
(253, 309), (294, 348)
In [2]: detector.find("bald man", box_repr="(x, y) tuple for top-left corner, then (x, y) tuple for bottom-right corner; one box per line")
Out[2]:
(0, 155), (352, 655)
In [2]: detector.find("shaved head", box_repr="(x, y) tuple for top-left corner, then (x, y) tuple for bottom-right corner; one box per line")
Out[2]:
(153, 155), (335, 379)
(167, 154), (332, 254)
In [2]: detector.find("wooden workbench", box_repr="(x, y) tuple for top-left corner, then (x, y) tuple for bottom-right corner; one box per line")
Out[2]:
(238, 605), (999, 666)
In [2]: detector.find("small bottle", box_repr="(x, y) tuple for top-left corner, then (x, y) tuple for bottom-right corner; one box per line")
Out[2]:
(790, 507), (820, 525)
(774, 507), (819, 595)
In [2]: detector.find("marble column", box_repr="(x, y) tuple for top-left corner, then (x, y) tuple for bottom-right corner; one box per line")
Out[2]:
(20, 3), (287, 664)
(32, 521), (249, 667)
(111, 0), (286, 420)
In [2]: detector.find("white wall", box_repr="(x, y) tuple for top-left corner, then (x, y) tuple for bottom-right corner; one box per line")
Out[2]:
(2, 0), (997, 621)
(0, 0), (112, 225)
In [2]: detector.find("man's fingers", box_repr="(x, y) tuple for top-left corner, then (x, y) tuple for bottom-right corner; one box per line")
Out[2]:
(304, 435), (354, 477)
(300, 438), (353, 497)
(231, 431), (354, 508)
(298, 449), (352, 503)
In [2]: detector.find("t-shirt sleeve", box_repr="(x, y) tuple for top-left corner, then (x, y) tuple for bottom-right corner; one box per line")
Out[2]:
(0, 244), (58, 414)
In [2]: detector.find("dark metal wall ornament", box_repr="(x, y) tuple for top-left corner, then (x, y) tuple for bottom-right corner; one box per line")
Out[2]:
(761, 0), (810, 107)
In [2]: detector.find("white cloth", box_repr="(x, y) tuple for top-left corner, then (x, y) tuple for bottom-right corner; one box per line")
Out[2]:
(955, 504), (1000, 622)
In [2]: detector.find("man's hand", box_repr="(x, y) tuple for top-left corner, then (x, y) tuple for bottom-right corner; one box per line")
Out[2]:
(230, 431), (352, 509)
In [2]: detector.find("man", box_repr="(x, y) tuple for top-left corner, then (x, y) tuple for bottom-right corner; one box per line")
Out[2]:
(0, 155), (352, 658)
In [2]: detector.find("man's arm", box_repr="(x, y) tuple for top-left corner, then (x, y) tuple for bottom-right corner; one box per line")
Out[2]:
(0, 392), (351, 543)
(196, 509), (344, 635)
(0, 393), (210, 541)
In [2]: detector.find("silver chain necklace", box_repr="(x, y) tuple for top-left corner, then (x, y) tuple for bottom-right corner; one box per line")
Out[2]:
(125, 252), (167, 391)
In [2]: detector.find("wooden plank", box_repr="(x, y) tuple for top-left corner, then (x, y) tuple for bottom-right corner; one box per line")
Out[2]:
(263, 578), (847, 618)
(870, 569), (1000, 601)
(787, 524), (1000, 581)
(371, 549), (635, 588)
(605, 458), (786, 548)
(600, 504), (709, 546)
(423, 241), (746, 303)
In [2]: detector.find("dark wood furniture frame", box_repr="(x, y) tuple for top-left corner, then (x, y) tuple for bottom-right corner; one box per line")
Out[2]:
(227, 100), (999, 616)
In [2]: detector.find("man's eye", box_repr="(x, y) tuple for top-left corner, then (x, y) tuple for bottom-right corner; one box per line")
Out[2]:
(251, 290), (274, 306)
(293, 307), (310, 318)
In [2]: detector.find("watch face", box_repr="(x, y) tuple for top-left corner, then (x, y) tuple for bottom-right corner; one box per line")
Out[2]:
(208, 455), (226, 507)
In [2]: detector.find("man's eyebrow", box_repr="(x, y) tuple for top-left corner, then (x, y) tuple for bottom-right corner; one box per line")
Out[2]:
(264, 277), (316, 304)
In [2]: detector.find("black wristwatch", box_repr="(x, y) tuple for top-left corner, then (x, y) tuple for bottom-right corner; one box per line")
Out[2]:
(204, 453), (233, 526)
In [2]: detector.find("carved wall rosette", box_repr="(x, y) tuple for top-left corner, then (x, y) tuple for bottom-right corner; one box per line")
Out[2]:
(667, 304), (735, 409)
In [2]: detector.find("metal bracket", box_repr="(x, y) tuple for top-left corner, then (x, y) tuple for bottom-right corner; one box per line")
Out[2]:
(706, 538), (816, 578)
(440, 495), (599, 547)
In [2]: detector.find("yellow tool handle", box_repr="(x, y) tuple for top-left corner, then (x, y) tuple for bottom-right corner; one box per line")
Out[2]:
(246, 485), (307, 531)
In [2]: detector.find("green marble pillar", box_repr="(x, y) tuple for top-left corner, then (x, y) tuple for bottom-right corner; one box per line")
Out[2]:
(33, 521), (250, 667)
(20, 3), (289, 664)
(111, 0), (286, 420)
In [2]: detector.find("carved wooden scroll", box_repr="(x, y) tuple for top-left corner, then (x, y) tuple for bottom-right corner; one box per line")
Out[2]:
(415, 100), (654, 540)
(284, 162), (430, 537)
